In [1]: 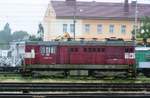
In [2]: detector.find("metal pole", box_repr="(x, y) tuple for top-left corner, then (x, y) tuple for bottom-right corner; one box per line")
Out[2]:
(73, 1), (76, 40)
(134, 0), (138, 45)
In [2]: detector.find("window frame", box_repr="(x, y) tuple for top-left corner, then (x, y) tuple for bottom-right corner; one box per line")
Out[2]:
(63, 24), (68, 33)
(40, 46), (46, 56)
(109, 24), (114, 33)
(121, 25), (126, 34)
(84, 24), (90, 33)
(40, 46), (56, 56)
(70, 48), (78, 52)
(97, 24), (102, 34)
(70, 24), (74, 33)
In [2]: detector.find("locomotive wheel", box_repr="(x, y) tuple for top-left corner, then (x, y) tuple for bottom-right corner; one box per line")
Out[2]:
(31, 72), (39, 78)
(21, 69), (32, 77)
(64, 70), (69, 77)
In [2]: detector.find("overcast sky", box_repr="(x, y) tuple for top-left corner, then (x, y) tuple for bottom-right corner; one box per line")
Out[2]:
(0, 0), (149, 35)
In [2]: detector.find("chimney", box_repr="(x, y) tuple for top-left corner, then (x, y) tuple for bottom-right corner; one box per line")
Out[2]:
(124, 0), (129, 12)
(66, 0), (76, 6)
(131, 1), (137, 6)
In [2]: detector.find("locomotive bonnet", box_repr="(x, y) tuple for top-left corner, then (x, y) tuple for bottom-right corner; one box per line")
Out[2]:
(21, 39), (136, 77)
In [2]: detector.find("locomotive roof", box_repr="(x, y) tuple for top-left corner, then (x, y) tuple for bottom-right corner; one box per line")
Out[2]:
(25, 40), (134, 46)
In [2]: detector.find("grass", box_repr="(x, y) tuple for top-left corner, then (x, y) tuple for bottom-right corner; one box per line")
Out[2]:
(1, 74), (150, 83)
(0, 76), (150, 83)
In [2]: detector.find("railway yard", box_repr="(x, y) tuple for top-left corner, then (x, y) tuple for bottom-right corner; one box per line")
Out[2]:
(0, 32), (149, 98)
(0, 73), (150, 97)
(0, 0), (150, 97)
(0, 39), (149, 98)
(0, 81), (150, 98)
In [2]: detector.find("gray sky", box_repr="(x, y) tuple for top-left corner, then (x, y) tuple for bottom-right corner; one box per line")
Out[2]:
(0, 0), (149, 35)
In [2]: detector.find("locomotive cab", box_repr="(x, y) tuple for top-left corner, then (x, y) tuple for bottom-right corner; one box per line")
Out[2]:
(136, 47), (150, 77)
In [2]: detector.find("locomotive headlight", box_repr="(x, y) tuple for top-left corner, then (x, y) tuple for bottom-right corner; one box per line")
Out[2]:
(125, 53), (135, 59)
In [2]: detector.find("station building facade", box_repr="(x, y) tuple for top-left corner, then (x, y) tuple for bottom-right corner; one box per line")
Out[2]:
(43, 0), (150, 41)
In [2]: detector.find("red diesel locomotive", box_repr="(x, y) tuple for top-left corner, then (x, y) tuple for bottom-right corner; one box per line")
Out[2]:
(23, 39), (136, 77)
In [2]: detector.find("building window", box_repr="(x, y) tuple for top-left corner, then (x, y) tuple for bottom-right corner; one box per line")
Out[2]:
(121, 25), (126, 33)
(84, 24), (90, 33)
(109, 24), (114, 33)
(63, 24), (67, 32)
(70, 24), (74, 33)
(97, 24), (102, 34)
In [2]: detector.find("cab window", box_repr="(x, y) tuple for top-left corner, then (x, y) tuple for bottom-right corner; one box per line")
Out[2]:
(40, 46), (56, 56)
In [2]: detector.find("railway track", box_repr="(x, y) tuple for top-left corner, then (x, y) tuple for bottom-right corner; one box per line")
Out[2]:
(1, 83), (150, 92)
(0, 93), (150, 98)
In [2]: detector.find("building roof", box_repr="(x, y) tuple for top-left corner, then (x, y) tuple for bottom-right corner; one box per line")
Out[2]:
(51, 0), (150, 20)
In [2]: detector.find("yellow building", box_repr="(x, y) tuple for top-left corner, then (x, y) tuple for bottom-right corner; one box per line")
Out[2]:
(43, 0), (150, 41)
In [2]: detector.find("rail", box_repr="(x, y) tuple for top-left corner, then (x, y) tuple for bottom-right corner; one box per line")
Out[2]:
(0, 93), (150, 98)
(0, 83), (150, 92)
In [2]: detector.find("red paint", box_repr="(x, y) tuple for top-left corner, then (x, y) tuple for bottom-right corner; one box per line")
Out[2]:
(25, 44), (56, 65)
(24, 41), (135, 66)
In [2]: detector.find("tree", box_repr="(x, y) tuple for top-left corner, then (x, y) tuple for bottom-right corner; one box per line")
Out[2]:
(29, 35), (42, 41)
(133, 16), (150, 44)
(4, 23), (11, 34)
(37, 23), (44, 41)
(12, 31), (29, 41)
(3, 23), (12, 42)
(0, 23), (11, 49)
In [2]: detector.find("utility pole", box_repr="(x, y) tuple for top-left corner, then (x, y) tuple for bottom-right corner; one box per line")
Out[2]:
(73, 1), (76, 40)
(134, 0), (138, 45)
